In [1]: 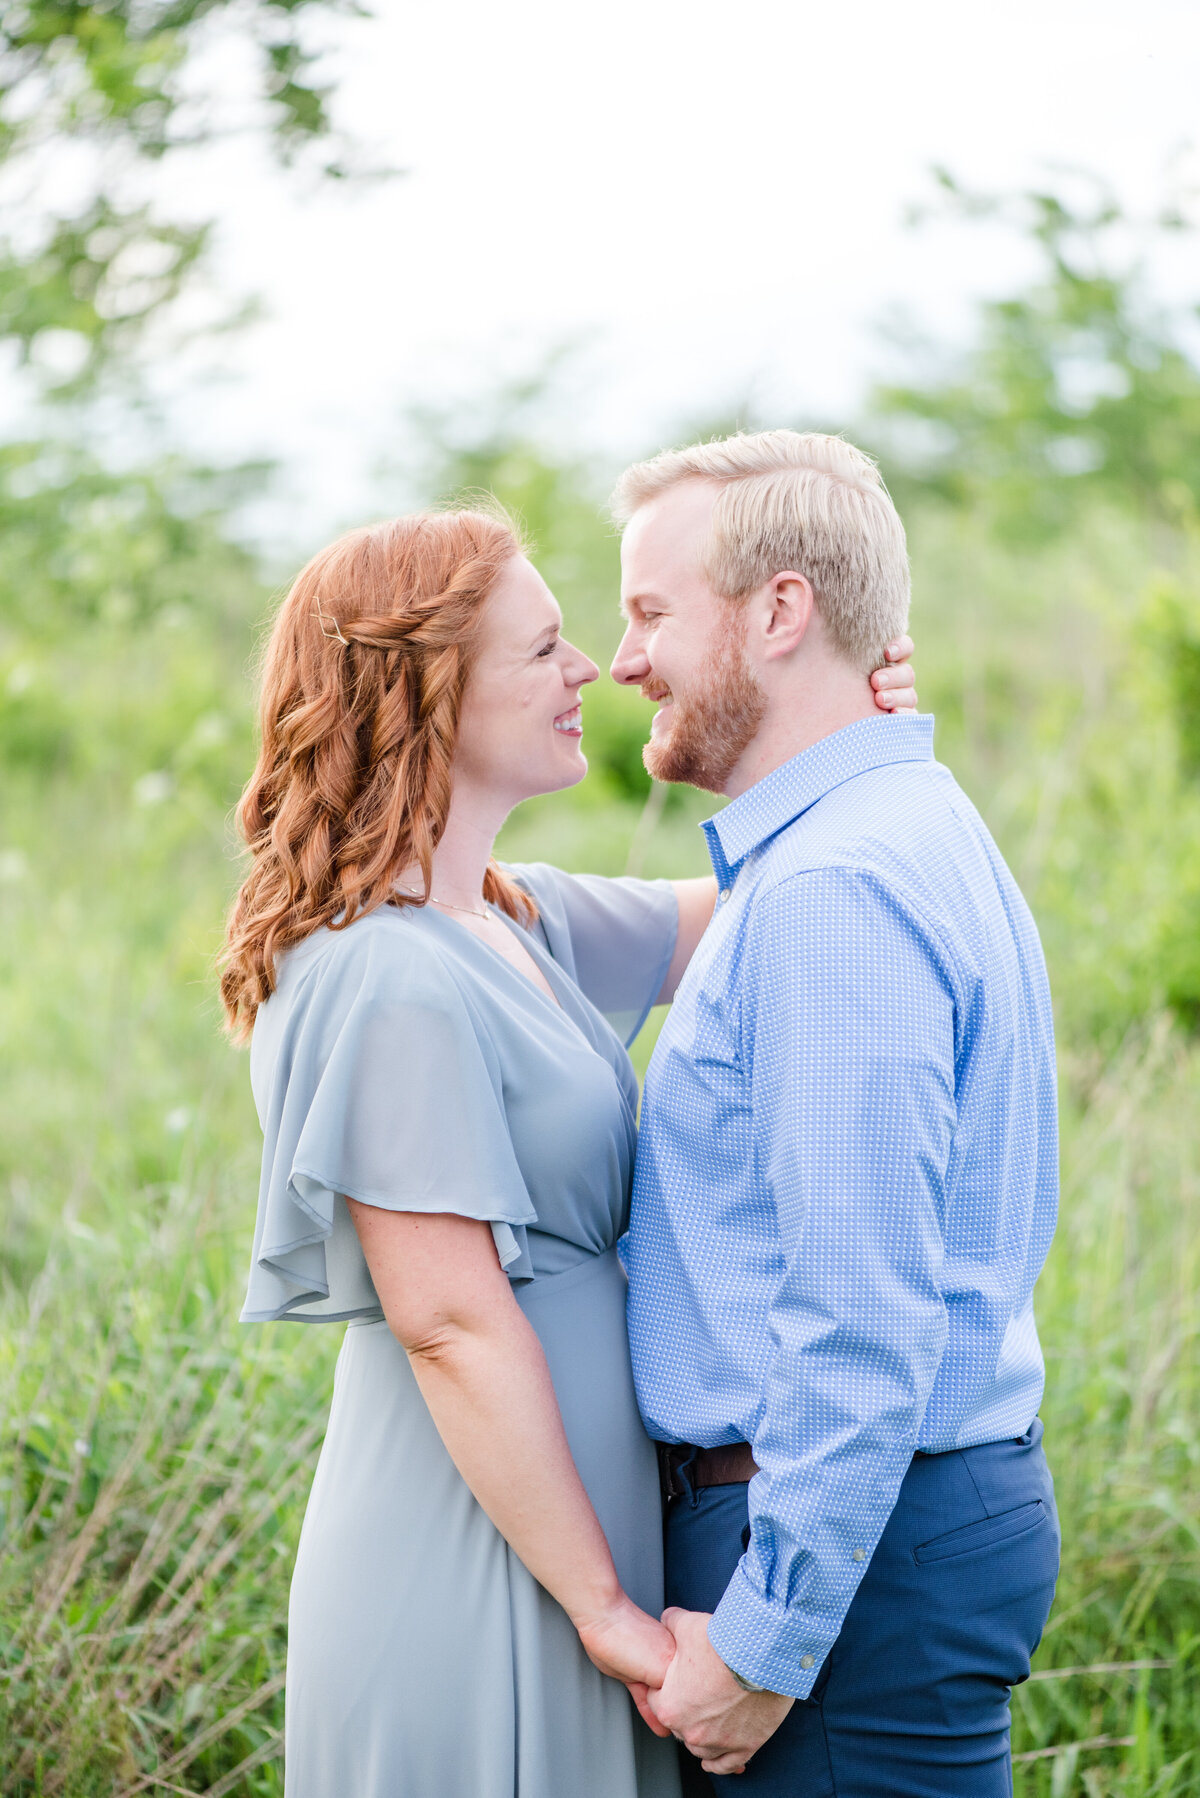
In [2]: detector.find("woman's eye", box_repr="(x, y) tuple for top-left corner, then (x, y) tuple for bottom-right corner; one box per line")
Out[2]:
(536, 640), (558, 658)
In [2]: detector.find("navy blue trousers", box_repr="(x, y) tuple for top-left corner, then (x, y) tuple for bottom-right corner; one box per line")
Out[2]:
(664, 1421), (1059, 1797)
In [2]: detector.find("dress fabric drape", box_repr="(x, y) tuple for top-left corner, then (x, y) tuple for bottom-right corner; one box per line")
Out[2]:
(242, 864), (682, 1798)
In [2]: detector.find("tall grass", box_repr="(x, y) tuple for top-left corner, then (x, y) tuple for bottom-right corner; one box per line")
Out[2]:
(1011, 1023), (1200, 1793)
(0, 1195), (327, 1795)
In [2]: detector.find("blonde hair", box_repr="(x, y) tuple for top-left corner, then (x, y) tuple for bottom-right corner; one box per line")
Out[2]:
(220, 509), (534, 1042)
(610, 429), (910, 671)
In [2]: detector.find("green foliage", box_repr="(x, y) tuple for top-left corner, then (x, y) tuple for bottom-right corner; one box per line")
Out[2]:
(0, 0), (374, 391)
(1010, 1024), (1200, 1794)
(0, 1189), (328, 1795)
(0, 442), (265, 634)
(0, 201), (209, 385)
(0, 0), (357, 157)
(876, 172), (1200, 541)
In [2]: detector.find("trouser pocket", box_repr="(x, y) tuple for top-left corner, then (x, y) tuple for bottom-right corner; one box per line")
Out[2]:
(913, 1498), (1050, 1564)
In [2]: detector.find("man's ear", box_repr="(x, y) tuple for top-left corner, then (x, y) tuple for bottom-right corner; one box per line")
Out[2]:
(760, 572), (815, 661)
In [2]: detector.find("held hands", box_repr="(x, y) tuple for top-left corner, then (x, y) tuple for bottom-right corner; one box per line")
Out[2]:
(872, 636), (917, 710)
(572, 1592), (797, 1771)
(648, 1608), (795, 1777)
(574, 1591), (677, 1739)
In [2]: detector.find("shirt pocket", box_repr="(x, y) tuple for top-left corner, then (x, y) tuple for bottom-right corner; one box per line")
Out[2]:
(690, 987), (742, 1070)
(913, 1499), (1048, 1565)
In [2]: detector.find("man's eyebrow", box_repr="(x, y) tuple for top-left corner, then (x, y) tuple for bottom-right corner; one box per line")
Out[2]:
(619, 592), (667, 617)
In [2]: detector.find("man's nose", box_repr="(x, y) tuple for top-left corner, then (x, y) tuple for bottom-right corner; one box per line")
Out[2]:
(610, 624), (649, 687)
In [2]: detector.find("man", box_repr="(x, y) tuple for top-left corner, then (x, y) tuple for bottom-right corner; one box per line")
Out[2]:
(613, 431), (1060, 1795)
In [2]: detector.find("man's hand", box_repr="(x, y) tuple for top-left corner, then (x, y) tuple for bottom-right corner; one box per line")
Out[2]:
(648, 1608), (794, 1776)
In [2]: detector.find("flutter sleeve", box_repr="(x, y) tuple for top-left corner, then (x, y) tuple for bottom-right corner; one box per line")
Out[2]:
(241, 918), (537, 1323)
(505, 862), (679, 1048)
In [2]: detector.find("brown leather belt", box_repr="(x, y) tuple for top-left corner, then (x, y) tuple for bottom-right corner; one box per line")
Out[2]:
(657, 1440), (759, 1501)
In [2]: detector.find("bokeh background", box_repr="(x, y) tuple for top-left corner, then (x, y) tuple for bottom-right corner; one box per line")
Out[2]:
(1, 3), (1199, 1793)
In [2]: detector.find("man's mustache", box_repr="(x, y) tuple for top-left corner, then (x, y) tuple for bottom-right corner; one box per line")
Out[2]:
(641, 680), (672, 703)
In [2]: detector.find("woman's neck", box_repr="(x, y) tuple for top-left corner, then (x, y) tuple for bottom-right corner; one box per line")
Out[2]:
(396, 793), (506, 912)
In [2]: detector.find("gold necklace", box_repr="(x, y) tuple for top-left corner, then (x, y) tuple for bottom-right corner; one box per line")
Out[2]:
(396, 885), (491, 922)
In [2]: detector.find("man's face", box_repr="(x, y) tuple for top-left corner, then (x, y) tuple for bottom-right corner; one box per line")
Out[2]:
(611, 481), (766, 795)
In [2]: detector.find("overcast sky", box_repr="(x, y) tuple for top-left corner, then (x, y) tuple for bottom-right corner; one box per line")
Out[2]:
(52, 0), (1200, 547)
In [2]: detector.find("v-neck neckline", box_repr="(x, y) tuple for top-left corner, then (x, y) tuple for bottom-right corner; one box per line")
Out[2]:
(390, 900), (639, 1128)
(407, 901), (568, 1016)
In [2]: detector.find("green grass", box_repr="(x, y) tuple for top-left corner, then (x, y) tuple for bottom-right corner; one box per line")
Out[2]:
(1011, 1023), (1200, 1793)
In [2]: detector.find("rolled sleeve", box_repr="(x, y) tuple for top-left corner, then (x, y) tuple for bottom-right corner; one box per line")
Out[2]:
(710, 868), (958, 1697)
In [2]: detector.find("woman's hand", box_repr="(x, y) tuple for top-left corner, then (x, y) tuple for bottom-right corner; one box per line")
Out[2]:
(575, 1590), (677, 1737)
(872, 634), (918, 710)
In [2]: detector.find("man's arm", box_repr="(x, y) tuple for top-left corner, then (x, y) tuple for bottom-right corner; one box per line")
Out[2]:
(652, 866), (958, 1765)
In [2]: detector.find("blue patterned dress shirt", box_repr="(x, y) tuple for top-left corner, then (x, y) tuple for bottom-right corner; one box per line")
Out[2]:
(625, 714), (1059, 1699)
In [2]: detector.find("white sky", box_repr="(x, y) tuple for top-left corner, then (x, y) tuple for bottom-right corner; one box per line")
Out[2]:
(33, 0), (1200, 547)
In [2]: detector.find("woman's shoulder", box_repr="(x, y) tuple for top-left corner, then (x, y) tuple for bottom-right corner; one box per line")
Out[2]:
(250, 907), (497, 1113)
(267, 906), (470, 1030)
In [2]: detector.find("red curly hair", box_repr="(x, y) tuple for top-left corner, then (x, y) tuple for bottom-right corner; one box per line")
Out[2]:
(220, 508), (534, 1041)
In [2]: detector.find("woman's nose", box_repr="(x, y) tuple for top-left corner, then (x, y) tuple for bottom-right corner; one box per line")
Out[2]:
(566, 644), (599, 688)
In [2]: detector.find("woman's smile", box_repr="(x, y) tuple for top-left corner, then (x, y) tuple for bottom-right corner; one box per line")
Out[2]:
(554, 703), (583, 738)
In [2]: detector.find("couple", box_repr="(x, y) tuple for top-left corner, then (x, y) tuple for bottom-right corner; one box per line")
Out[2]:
(222, 429), (1060, 1797)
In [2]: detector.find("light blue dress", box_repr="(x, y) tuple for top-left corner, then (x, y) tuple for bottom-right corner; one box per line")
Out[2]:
(242, 864), (683, 1798)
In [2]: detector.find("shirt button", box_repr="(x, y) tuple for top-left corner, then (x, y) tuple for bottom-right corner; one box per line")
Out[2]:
(852, 1548), (866, 1562)
(718, 887), (731, 903)
(800, 1654), (814, 1670)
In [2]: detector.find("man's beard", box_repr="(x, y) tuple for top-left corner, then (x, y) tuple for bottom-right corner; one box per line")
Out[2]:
(643, 606), (766, 794)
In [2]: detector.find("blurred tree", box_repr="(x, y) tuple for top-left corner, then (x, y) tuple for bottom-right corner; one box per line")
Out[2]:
(0, 3), (381, 816)
(873, 168), (1200, 541)
(0, 0), (378, 393)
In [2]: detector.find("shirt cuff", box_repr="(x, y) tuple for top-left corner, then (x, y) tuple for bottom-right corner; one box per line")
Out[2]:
(707, 1560), (839, 1701)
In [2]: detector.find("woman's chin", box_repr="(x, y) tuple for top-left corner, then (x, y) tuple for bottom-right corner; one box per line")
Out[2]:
(520, 748), (588, 801)
(558, 747), (589, 789)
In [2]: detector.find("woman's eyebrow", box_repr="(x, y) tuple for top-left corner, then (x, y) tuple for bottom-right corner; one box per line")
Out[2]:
(527, 621), (561, 649)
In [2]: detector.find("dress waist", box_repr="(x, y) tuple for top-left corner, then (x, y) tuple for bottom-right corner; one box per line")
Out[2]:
(515, 1242), (623, 1303)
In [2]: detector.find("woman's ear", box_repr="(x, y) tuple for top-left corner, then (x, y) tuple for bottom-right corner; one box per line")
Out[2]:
(760, 572), (815, 661)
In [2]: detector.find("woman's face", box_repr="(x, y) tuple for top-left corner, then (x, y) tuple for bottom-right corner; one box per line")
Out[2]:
(453, 554), (600, 812)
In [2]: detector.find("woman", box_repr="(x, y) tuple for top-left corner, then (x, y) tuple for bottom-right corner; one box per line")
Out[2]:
(220, 507), (915, 1797)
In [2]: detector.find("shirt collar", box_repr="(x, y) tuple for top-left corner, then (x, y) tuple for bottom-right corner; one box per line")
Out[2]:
(702, 713), (936, 886)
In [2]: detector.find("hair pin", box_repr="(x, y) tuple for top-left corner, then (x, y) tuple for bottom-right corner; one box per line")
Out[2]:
(314, 594), (349, 647)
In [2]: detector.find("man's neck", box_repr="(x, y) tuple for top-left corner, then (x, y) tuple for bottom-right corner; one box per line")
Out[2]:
(722, 672), (881, 801)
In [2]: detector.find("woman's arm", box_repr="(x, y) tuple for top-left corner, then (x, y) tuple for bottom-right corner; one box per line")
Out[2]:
(347, 1201), (674, 1719)
(657, 877), (718, 1003)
